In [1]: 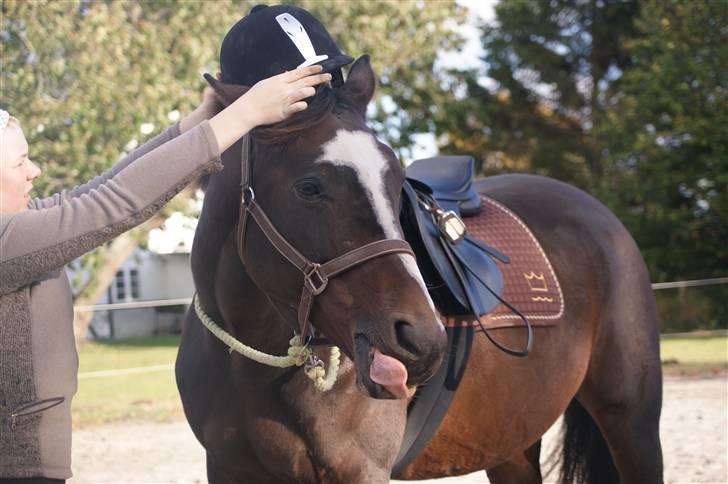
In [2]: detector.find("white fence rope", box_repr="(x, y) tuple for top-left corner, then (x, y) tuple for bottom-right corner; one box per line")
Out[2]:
(651, 277), (728, 290)
(78, 364), (174, 379)
(75, 297), (192, 312)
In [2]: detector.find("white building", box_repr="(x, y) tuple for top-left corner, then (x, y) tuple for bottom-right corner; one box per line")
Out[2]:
(87, 212), (197, 340)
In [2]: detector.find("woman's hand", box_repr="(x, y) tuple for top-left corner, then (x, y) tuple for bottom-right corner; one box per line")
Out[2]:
(209, 65), (332, 153)
(198, 86), (225, 120)
(180, 81), (225, 133)
(232, 65), (332, 127)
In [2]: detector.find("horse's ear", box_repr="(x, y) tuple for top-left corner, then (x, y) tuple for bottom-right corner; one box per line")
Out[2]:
(204, 73), (250, 107)
(342, 55), (375, 115)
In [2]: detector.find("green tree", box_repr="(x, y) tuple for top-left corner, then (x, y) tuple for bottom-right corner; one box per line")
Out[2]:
(432, 0), (726, 328)
(434, 0), (639, 188)
(599, 0), (727, 327)
(1, 0), (464, 340)
(292, 0), (466, 154)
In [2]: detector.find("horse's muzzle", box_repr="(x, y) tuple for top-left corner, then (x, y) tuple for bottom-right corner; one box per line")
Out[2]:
(352, 331), (445, 400)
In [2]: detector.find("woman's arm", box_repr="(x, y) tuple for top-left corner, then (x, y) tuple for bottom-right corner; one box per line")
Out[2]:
(30, 86), (222, 210)
(0, 122), (220, 296)
(29, 123), (183, 209)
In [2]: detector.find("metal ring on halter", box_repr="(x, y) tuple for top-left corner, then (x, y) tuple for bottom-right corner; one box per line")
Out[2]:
(304, 263), (329, 295)
(242, 186), (255, 205)
(305, 354), (325, 373)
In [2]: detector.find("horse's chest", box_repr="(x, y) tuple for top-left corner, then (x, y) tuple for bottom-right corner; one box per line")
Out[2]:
(194, 364), (403, 482)
(201, 412), (336, 480)
(207, 407), (394, 483)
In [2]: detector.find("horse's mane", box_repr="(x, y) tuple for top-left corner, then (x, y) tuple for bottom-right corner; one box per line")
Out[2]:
(199, 86), (358, 191)
(251, 85), (358, 145)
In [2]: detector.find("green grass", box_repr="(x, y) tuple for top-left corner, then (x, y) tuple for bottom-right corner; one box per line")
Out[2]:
(659, 334), (728, 376)
(72, 334), (728, 428)
(73, 336), (183, 428)
(77, 335), (179, 371)
(660, 335), (728, 364)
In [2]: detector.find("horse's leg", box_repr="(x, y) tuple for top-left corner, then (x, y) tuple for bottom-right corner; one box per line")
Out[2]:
(485, 439), (542, 484)
(205, 452), (236, 484)
(576, 350), (663, 484)
(572, 233), (664, 483)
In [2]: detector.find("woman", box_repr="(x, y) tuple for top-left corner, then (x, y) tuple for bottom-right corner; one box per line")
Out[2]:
(0, 65), (331, 483)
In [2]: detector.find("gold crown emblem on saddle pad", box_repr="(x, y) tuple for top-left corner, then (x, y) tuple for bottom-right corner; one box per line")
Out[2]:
(444, 196), (564, 330)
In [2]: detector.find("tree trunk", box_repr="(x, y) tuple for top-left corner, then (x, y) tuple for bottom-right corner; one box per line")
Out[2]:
(72, 212), (167, 344)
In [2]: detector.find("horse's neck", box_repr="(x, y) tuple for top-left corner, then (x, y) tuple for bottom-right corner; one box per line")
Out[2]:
(192, 145), (295, 349)
(192, 143), (242, 286)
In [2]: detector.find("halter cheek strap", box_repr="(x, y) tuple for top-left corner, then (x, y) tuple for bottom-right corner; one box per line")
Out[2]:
(236, 134), (415, 339)
(236, 135), (252, 263)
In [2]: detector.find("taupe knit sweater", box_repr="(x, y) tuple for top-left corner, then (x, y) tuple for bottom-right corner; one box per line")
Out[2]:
(0, 121), (221, 478)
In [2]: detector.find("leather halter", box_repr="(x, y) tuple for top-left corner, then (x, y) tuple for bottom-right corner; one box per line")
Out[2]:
(236, 135), (415, 340)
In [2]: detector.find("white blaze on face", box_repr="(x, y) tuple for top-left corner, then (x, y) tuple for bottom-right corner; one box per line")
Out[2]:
(317, 130), (439, 317)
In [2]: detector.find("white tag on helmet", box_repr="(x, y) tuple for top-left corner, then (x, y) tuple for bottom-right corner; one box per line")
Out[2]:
(275, 13), (329, 68)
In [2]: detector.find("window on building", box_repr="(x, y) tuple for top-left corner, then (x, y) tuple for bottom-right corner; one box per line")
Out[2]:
(130, 269), (140, 299)
(114, 270), (126, 301)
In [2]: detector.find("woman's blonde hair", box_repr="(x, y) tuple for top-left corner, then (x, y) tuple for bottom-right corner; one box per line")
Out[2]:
(0, 115), (21, 152)
(0, 111), (20, 131)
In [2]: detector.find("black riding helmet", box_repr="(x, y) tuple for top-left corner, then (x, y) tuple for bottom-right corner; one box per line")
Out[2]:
(219, 4), (354, 88)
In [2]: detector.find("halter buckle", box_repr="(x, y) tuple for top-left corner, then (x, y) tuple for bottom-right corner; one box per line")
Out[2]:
(304, 263), (328, 295)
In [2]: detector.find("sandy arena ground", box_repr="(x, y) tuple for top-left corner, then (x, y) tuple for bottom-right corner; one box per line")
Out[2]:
(70, 375), (727, 483)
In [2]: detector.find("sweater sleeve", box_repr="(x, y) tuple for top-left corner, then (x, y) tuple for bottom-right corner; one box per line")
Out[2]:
(29, 123), (182, 210)
(0, 121), (221, 296)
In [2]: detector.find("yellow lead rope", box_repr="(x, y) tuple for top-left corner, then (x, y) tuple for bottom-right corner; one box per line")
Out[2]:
(193, 294), (340, 391)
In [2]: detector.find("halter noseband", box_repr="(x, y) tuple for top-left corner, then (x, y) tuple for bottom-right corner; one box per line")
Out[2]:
(235, 135), (415, 341)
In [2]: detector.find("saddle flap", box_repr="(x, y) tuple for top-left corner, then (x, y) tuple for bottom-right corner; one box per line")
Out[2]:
(400, 181), (503, 316)
(406, 156), (481, 216)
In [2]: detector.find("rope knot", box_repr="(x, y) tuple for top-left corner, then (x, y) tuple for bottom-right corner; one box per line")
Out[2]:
(287, 335), (311, 366)
(305, 366), (327, 390)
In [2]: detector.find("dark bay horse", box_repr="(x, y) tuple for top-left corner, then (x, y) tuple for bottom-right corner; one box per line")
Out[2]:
(175, 56), (663, 483)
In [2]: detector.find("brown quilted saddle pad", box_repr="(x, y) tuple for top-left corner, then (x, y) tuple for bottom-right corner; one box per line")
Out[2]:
(443, 195), (564, 330)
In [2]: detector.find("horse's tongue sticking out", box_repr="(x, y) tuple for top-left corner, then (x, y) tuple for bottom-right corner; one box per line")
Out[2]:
(370, 350), (411, 399)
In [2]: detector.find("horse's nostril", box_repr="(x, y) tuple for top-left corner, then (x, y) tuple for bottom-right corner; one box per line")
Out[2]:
(394, 320), (421, 356)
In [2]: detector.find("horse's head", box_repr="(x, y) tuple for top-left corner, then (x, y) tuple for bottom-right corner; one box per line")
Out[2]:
(208, 56), (447, 399)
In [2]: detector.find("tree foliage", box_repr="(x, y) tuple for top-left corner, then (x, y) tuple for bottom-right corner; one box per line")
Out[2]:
(599, 0), (728, 328)
(2, 0), (464, 196)
(434, 0), (726, 329)
(599, 0), (727, 282)
(1, 0), (245, 196)
(435, 0), (639, 187)
(291, 0), (466, 152)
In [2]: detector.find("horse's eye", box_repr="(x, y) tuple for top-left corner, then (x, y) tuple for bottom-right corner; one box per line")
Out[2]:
(294, 179), (323, 201)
